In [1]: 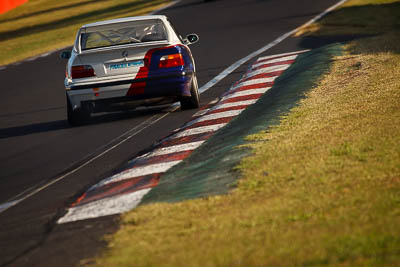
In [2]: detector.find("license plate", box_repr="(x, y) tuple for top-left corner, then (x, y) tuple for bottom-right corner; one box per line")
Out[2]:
(108, 60), (144, 70)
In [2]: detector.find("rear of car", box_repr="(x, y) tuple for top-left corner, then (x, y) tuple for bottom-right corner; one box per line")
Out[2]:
(63, 15), (199, 125)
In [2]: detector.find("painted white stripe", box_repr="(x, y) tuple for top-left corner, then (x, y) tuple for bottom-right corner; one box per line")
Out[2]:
(139, 141), (205, 159)
(91, 160), (182, 190)
(210, 99), (259, 112)
(197, 109), (244, 123)
(184, 109), (244, 128)
(232, 77), (277, 90)
(58, 188), (151, 224)
(178, 100), (258, 135)
(222, 88), (271, 102)
(252, 54), (298, 69)
(256, 50), (309, 62)
(173, 123), (227, 138)
(193, 99), (256, 117)
(245, 64), (291, 79)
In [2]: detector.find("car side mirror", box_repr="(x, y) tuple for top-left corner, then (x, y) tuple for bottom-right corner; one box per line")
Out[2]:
(183, 34), (199, 45)
(60, 50), (71, 59)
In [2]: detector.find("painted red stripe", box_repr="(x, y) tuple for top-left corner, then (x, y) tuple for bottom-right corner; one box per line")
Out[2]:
(75, 174), (160, 206)
(220, 72), (278, 99)
(70, 118), (236, 207)
(231, 82), (274, 93)
(229, 84), (273, 97)
(186, 116), (234, 130)
(236, 83), (274, 92)
(160, 132), (214, 147)
(134, 150), (192, 167)
(243, 71), (283, 82)
(222, 83), (272, 100)
(254, 53), (300, 65)
(197, 101), (217, 112)
(206, 104), (249, 115)
(222, 94), (263, 104)
(252, 60), (295, 71)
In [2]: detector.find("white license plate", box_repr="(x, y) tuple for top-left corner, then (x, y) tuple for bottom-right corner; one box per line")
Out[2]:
(108, 60), (144, 70)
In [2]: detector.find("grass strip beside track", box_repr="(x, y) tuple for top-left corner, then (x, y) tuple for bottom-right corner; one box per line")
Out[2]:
(141, 46), (341, 204)
(94, 0), (400, 266)
(0, 0), (172, 66)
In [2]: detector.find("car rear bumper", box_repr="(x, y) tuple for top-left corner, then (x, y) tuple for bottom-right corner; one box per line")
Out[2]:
(66, 71), (193, 111)
(68, 71), (192, 90)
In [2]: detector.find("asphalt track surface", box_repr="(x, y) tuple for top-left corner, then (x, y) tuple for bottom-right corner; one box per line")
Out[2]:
(0, 0), (340, 266)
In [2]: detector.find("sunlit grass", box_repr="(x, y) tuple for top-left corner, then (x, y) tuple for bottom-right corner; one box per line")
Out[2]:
(296, 0), (400, 36)
(0, 0), (171, 66)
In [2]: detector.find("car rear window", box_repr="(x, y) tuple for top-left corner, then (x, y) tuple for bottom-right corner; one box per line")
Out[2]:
(81, 19), (167, 50)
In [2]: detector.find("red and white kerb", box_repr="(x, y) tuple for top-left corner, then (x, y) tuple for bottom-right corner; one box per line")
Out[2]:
(58, 50), (307, 224)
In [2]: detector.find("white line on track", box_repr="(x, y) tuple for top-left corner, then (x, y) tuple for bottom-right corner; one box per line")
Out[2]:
(0, 199), (21, 214)
(211, 99), (258, 111)
(198, 0), (348, 94)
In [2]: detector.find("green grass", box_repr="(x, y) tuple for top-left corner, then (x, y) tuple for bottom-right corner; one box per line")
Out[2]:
(93, 0), (400, 266)
(0, 0), (171, 66)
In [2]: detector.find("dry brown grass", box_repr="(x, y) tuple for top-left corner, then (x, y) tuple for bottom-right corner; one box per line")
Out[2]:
(0, 0), (171, 66)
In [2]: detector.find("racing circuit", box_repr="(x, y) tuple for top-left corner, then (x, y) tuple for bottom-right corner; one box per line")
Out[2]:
(0, 0), (346, 266)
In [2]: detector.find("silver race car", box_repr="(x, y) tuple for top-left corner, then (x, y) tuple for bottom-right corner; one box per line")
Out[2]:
(61, 15), (199, 125)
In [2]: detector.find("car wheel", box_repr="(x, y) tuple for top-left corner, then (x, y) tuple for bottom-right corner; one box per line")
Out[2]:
(180, 75), (200, 110)
(66, 94), (90, 126)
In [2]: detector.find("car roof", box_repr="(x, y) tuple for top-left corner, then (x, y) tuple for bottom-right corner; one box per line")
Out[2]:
(81, 15), (168, 28)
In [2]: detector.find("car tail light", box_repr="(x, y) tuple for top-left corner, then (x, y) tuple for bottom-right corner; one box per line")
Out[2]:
(158, 54), (184, 68)
(71, 65), (95, 79)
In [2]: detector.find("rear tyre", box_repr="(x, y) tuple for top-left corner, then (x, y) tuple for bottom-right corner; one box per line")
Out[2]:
(66, 94), (90, 126)
(180, 75), (200, 110)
